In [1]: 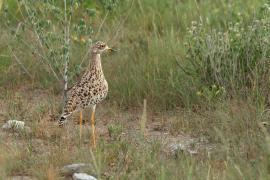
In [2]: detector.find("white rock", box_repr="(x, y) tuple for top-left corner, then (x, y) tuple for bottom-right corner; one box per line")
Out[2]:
(170, 143), (186, 152)
(73, 173), (97, 180)
(2, 120), (25, 130)
(170, 143), (198, 156)
(61, 163), (92, 176)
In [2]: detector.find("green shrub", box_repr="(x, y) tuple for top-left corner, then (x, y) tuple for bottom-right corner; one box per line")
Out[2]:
(184, 3), (270, 101)
(1, 0), (119, 93)
(1, 0), (268, 108)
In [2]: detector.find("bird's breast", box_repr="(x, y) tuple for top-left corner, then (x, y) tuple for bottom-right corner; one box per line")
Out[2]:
(86, 77), (108, 106)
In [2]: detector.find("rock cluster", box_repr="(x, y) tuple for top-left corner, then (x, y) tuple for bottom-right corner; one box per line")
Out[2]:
(60, 163), (96, 180)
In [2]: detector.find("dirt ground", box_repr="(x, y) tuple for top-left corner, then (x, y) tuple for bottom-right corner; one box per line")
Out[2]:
(0, 86), (219, 179)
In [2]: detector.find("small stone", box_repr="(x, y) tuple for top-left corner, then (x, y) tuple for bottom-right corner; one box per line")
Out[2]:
(170, 143), (198, 156)
(170, 143), (185, 153)
(60, 163), (92, 176)
(2, 120), (31, 134)
(72, 173), (97, 180)
(2, 120), (25, 130)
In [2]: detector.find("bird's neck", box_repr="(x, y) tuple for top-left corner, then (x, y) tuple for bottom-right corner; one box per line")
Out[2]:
(89, 53), (104, 75)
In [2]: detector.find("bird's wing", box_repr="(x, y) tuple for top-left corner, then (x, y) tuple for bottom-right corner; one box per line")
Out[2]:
(66, 70), (88, 92)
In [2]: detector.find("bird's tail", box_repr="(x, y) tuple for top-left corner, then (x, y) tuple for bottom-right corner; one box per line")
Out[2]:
(58, 99), (75, 127)
(58, 115), (68, 127)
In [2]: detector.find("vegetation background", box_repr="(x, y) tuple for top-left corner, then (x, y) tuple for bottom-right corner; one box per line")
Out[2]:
(0, 0), (270, 179)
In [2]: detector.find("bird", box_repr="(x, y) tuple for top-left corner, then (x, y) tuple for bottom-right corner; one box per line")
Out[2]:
(58, 41), (113, 148)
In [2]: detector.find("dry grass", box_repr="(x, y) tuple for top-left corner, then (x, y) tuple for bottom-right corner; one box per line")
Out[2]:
(0, 86), (270, 179)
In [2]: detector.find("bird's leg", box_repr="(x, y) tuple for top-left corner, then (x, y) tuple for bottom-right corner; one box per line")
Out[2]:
(79, 111), (83, 141)
(90, 105), (96, 148)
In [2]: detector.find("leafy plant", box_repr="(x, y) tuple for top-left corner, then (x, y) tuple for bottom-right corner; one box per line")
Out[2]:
(108, 123), (123, 140)
(2, 0), (118, 102)
(184, 3), (270, 100)
(196, 84), (226, 104)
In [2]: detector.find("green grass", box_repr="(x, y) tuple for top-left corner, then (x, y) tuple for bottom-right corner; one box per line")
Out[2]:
(0, 0), (267, 108)
(101, 0), (268, 108)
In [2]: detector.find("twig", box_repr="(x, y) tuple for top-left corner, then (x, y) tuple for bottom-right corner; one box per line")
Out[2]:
(3, 20), (61, 81)
(108, 0), (135, 44)
(0, 55), (9, 57)
(0, 0), (3, 12)
(174, 56), (194, 76)
(78, 49), (90, 69)
(8, 46), (33, 79)
(193, 0), (203, 23)
(20, 0), (61, 81)
(140, 99), (147, 137)
(96, 11), (109, 38)
(63, 0), (70, 103)
(78, 9), (110, 69)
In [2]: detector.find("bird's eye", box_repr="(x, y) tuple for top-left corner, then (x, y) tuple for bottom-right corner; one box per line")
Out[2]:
(101, 44), (105, 48)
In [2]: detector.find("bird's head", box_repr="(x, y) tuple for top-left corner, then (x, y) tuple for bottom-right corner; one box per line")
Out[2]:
(90, 41), (113, 54)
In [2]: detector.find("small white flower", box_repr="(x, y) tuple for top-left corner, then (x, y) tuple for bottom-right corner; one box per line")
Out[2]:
(191, 21), (197, 26)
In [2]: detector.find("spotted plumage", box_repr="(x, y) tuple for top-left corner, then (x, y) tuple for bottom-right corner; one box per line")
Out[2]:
(58, 41), (112, 126)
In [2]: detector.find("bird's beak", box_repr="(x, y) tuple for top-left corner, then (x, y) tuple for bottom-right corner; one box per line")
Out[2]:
(106, 46), (117, 53)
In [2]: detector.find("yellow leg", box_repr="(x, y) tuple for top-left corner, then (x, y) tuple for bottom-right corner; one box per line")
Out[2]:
(90, 108), (96, 148)
(79, 111), (83, 141)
